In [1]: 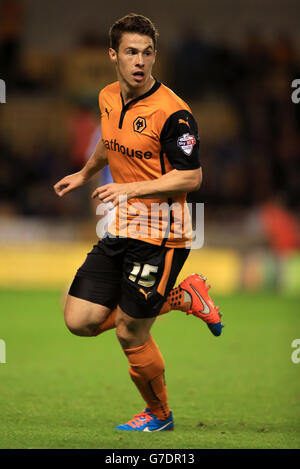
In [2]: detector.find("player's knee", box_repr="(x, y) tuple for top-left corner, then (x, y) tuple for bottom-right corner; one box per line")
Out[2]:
(116, 318), (148, 349)
(64, 309), (96, 337)
(116, 323), (133, 348)
(64, 316), (87, 336)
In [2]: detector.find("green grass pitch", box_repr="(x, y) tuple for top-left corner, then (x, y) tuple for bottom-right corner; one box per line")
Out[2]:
(0, 289), (299, 449)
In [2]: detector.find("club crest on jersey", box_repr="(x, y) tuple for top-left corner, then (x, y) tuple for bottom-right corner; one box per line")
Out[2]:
(133, 116), (146, 133)
(177, 133), (196, 156)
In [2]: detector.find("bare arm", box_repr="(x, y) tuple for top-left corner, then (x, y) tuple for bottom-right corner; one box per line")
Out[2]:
(92, 168), (202, 207)
(54, 138), (108, 197)
(132, 168), (202, 199)
(80, 138), (108, 181)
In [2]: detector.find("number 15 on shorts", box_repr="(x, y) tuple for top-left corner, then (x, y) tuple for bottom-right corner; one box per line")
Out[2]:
(129, 262), (158, 287)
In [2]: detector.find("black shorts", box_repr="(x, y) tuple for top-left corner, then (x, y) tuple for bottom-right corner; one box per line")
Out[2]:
(69, 236), (190, 319)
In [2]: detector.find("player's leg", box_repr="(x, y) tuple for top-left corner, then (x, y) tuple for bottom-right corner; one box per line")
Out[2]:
(93, 275), (223, 337)
(93, 242), (189, 336)
(115, 306), (173, 431)
(63, 238), (123, 337)
(115, 305), (156, 349)
(113, 241), (189, 432)
(64, 294), (112, 337)
(92, 296), (167, 336)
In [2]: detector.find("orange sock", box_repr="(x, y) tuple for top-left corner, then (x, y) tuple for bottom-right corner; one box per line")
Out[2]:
(123, 335), (170, 420)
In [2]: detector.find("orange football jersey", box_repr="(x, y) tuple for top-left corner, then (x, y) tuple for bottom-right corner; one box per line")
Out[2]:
(99, 79), (200, 248)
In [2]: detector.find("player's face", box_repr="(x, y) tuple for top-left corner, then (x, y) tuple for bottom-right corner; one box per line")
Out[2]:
(109, 33), (156, 91)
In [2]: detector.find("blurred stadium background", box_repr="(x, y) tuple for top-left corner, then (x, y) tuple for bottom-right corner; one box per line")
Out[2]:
(0, 0), (300, 293)
(0, 0), (300, 449)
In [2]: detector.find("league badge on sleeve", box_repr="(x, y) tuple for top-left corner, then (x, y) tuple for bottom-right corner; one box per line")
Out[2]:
(177, 133), (196, 156)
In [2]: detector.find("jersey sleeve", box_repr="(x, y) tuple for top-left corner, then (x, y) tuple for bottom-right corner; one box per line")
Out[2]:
(160, 110), (201, 170)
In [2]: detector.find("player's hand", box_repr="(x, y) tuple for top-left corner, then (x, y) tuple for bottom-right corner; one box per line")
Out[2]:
(53, 171), (86, 197)
(91, 183), (135, 208)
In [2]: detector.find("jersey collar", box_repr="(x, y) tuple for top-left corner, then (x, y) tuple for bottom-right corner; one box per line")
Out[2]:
(119, 79), (161, 129)
(120, 79), (161, 108)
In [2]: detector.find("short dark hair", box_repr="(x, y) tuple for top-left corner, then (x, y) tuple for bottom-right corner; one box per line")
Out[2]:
(109, 13), (159, 51)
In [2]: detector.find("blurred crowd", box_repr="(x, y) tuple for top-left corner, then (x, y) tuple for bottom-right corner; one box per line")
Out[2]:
(171, 27), (300, 212)
(0, 0), (300, 240)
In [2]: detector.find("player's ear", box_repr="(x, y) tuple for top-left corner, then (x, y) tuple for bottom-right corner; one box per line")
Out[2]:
(109, 48), (118, 65)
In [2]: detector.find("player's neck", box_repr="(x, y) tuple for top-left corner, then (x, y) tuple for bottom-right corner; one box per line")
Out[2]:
(120, 76), (155, 106)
